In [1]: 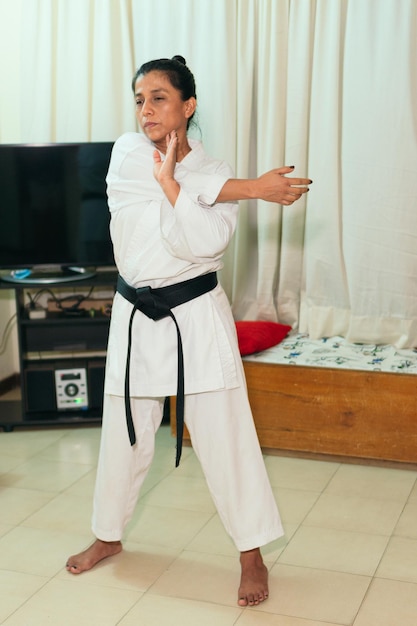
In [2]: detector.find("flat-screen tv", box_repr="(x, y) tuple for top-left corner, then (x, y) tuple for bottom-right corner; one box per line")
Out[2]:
(0, 141), (115, 283)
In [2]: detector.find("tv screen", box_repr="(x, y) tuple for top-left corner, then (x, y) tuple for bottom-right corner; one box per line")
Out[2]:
(0, 142), (115, 280)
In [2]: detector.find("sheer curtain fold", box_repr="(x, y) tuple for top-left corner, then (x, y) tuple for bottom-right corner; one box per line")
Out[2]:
(254, 0), (288, 322)
(220, 0), (258, 319)
(277, 0), (318, 327)
(299, 0), (350, 336)
(1, 0), (416, 347)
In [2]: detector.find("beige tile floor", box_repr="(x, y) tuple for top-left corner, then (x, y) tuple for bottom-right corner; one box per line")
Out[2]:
(1, 400), (417, 625)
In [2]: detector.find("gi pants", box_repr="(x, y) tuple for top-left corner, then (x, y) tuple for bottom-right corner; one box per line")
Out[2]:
(92, 383), (284, 552)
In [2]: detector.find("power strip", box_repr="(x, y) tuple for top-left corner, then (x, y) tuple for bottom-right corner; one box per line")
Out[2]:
(28, 307), (47, 319)
(47, 298), (112, 314)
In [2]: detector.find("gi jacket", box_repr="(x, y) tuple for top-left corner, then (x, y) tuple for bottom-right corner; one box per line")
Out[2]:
(104, 132), (241, 397)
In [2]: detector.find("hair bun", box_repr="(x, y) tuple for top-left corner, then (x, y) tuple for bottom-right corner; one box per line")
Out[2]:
(172, 55), (186, 66)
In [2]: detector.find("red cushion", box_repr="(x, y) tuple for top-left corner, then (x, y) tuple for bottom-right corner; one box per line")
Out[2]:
(235, 320), (292, 356)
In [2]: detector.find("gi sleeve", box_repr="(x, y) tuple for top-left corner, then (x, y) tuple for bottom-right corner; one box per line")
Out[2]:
(160, 163), (239, 262)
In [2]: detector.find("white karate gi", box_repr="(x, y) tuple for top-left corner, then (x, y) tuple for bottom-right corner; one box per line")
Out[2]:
(93, 132), (283, 551)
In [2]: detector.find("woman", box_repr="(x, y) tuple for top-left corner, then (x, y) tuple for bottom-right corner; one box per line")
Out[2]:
(66, 56), (311, 607)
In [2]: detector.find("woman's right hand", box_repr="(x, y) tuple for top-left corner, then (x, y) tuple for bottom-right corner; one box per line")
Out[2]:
(153, 132), (181, 207)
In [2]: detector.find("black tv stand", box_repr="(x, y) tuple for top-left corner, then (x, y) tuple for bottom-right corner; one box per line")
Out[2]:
(1, 265), (97, 285)
(0, 270), (118, 431)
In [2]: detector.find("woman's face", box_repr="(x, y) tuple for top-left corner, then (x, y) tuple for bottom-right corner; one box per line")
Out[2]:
(134, 70), (195, 151)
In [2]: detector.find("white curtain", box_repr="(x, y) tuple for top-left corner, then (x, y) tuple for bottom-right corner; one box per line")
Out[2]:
(300, 0), (417, 348)
(1, 0), (416, 348)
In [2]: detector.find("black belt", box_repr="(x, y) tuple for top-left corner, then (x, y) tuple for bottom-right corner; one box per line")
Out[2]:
(116, 272), (218, 466)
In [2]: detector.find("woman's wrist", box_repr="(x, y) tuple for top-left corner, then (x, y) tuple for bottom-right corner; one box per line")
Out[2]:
(217, 178), (256, 202)
(159, 177), (181, 207)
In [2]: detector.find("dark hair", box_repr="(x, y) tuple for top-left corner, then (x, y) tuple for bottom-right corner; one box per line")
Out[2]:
(131, 55), (197, 129)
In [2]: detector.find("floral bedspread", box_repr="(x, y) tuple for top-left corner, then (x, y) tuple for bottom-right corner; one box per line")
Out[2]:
(243, 333), (417, 374)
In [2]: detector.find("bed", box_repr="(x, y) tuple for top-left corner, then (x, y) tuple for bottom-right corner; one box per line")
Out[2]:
(171, 333), (417, 465)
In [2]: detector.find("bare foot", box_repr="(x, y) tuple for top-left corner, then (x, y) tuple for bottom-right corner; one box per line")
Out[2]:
(66, 539), (122, 574)
(238, 548), (269, 606)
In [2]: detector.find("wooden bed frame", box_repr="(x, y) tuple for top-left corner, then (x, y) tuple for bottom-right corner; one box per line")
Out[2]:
(171, 360), (417, 465)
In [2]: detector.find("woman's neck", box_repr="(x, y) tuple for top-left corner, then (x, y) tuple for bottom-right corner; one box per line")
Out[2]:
(153, 135), (191, 162)
(174, 141), (192, 162)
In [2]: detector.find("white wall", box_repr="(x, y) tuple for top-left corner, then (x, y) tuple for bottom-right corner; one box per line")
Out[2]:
(0, 1), (21, 379)
(0, 0), (21, 141)
(0, 290), (19, 381)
